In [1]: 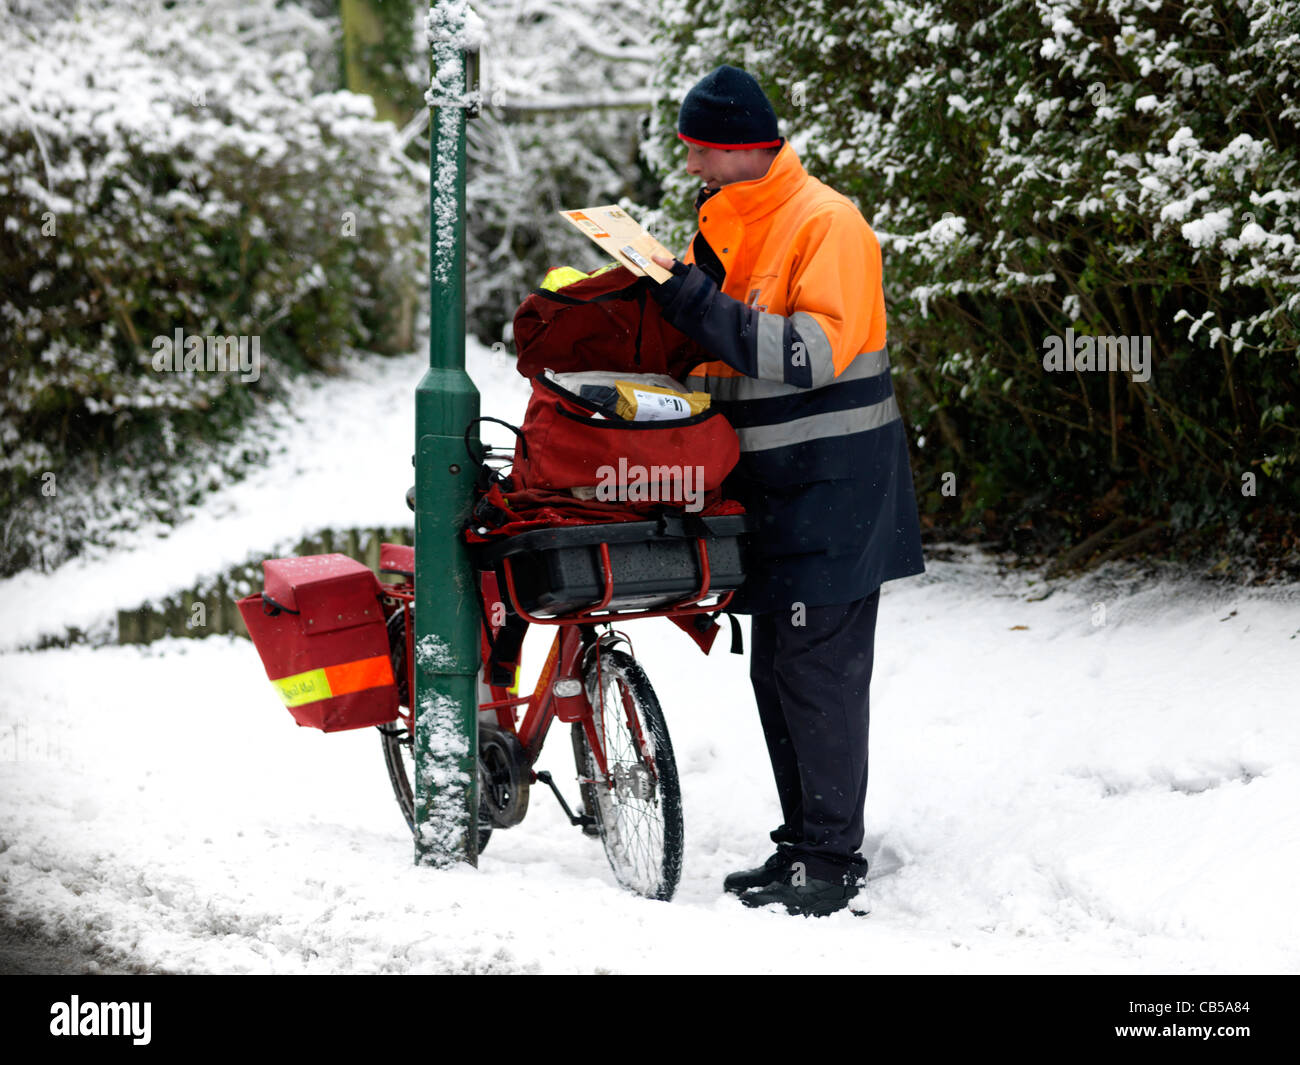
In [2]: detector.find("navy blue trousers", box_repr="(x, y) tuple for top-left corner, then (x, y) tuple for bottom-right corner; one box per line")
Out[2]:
(749, 589), (881, 885)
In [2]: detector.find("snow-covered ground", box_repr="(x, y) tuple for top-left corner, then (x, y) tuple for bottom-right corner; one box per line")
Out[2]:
(2, 342), (1297, 974)
(0, 342), (531, 652)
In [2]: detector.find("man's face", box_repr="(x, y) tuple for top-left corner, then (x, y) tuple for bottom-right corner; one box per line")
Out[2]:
(684, 141), (776, 190)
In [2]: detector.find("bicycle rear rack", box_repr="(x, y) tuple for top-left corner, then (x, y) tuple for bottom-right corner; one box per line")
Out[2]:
(497, 536), (734, 626)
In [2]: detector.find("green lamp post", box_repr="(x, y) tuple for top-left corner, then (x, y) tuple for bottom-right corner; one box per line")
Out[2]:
(413, 0), (481, 867)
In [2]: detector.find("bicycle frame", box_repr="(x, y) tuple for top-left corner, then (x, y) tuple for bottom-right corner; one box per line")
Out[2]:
(380, 571), (634, 788)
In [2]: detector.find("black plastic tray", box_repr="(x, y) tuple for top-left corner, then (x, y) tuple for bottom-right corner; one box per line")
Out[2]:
(475, 513), (749, 617)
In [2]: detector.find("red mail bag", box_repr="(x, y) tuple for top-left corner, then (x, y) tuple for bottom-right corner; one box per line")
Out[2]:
(512, 265), (709, 379)
(237, 554), (398, 732)
(511, 373), (740, 501)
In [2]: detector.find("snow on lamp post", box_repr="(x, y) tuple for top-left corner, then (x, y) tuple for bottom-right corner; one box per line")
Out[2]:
(413, 0), (483, 868)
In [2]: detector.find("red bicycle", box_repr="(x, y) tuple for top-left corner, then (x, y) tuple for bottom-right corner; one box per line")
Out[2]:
(375, 435), (747, 901)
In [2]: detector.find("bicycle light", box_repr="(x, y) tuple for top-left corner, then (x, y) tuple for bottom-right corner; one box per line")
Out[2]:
(553, 676), (586, 721)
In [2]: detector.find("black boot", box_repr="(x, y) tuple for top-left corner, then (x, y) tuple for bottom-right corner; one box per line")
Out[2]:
(738, 866), (868, 917)
(722, 846), (793, 895)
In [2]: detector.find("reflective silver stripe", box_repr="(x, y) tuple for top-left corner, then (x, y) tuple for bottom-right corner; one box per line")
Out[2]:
(696, 345), (890, 402)
(852, 345), (891, 379)
(790, 312), (836, 387)
(756, 312), (785, 382)
(736, 394), (902, 453)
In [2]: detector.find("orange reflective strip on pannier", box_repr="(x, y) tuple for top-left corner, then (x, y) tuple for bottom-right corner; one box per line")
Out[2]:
(323, 654), (395, 697)
(271, 655), (394, 708)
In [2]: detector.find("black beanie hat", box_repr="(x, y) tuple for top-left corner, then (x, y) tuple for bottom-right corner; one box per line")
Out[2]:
(677, 65), (781, 150)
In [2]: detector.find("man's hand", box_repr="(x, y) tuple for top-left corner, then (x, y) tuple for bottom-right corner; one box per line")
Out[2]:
(650, 252), (690, 289)
(646, 252), (691, 307)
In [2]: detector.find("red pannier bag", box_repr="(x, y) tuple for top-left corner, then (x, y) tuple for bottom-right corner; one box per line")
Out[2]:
(237, 554), (398, 732)
(512, 372), (740, 505)
(512, 265), (709, 379)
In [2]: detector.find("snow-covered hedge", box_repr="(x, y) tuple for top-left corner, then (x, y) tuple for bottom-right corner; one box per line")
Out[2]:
(0, 2), (423, 575)
(648, 0), (1300, 545)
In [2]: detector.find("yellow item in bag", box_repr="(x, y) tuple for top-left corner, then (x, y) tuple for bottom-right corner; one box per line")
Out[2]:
(614, 381), (711, 422)
(540, 262), (621, 292)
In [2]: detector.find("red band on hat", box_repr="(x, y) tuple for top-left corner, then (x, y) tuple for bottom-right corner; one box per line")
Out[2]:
(678, 132), (783, 150)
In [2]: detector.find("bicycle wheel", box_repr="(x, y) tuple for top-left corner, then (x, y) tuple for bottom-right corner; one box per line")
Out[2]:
(380, 607), (493, 854)
(572, 647), (683, 901)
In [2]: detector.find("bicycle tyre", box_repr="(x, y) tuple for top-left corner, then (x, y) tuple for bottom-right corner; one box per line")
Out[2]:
(381, 607), (492, 854)
(571, 648), (684, 901)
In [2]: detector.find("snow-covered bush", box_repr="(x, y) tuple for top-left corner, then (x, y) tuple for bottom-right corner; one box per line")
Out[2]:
(0, 1), (423, 575)
(648, 0), (1300, 549)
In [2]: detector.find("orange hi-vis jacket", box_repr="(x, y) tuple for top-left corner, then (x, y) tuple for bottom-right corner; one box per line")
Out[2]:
(683, 140), (888, 390)
(652, 141), (925, 611)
